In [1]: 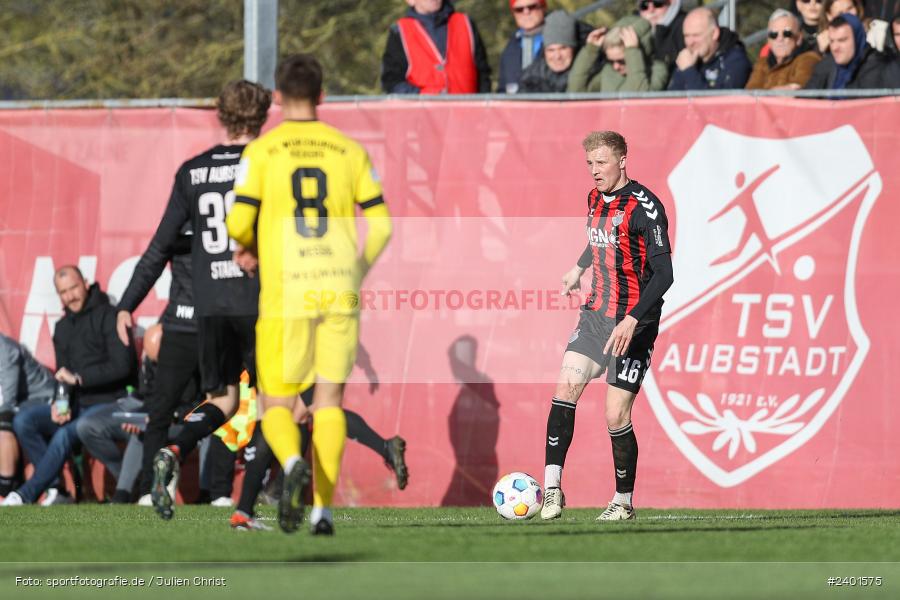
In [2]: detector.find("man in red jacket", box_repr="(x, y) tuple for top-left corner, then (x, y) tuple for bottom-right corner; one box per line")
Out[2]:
(381, 0), (491, 94)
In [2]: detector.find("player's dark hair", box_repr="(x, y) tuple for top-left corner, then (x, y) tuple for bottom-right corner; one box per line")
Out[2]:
(275, 53), (323, 103)
(582, 131), (628, 158)
(216, 80), (272, 138)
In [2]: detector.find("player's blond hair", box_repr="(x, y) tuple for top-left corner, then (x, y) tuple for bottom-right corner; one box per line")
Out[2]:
(582, 131), (627, 157)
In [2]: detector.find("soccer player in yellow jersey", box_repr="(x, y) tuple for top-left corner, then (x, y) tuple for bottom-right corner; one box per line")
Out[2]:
(226, 54), (392, 535)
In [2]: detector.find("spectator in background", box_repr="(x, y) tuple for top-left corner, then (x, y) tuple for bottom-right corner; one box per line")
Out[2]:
(805, 13), (900, 88)
(864, 0), (900, 21)
(498, 0), (547, 93)
(668, 7), (752, 90)
(381, 0), (491, 94)
(568, 16), (668, 92)
(100, 324), (166, 504)
(1, 266), (136, 506)
(0, 334), (55, 498)
(636, 0), (686, 73)
(796, 0), (826, 51)
(891, 15), (900, 55)
(818, 0), (890, 52)
(520, 10), (580, 93)
(75, 323), (183, 504)
(746, 9), (821, 89)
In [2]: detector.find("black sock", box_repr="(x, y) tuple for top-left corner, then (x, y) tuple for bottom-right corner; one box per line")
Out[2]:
(344, 409), (388, 460)
(299, 421), (312, 458)
(545, 398), (577, 470)
(609, 422), (638, 495)
(173, 404), (227, 458)
(0, 476), (16, 497)
(236, 423), (274, 516)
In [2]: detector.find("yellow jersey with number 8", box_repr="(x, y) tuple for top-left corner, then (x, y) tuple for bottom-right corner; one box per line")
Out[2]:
(229, 120), (383, 319)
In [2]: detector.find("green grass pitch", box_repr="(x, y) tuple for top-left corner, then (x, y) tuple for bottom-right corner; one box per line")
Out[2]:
(1, 506), (899, 599)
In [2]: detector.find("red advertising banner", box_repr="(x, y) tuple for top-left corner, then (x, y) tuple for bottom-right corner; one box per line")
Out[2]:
(1, 97), (898, 508)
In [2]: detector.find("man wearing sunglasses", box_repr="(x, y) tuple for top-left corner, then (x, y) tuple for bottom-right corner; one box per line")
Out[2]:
(498, 0), (547, 93)
(746, 9), (821, 89)
(668, 6), (752, 90)
(636, 0), (686, 73)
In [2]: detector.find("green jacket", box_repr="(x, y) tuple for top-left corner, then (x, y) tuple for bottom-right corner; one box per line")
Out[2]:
(567, 16), (668, 93)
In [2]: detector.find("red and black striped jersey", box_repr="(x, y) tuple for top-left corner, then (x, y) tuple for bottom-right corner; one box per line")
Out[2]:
(583, 180), (671, 322)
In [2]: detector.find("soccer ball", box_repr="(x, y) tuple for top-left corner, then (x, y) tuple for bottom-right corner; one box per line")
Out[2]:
(492, 472), (542, 520)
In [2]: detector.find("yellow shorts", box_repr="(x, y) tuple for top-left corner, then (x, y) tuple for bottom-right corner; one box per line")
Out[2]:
(255, 314), (359, 397)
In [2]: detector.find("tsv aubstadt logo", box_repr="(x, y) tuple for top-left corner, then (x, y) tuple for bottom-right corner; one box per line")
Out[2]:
(643, 125), (879, 487)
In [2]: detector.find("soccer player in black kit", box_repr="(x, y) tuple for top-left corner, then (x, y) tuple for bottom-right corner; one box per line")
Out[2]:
(540, 131), (673, 521)
(126, 80), (273, 522)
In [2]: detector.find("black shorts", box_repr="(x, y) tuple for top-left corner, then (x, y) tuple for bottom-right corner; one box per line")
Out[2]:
(198, 315), (257, 394)
(564, 309), (659, 394)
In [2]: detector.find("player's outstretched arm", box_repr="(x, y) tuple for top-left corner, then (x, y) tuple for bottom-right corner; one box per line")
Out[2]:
(116, 176), (192, 345)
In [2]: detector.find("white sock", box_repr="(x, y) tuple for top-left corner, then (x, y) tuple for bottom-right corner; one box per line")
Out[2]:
(283, 455), (301, 477)
(309, 506), (332, 525)
(544, 465), (562, 489)
(612, 492), (633, 506)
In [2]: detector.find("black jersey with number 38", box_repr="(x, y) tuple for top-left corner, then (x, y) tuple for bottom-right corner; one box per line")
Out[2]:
(146, 144), (259, 317)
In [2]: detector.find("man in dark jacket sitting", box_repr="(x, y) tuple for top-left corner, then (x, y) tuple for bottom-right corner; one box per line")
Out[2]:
(805, 13), (900, 90)
(668, 6), (752, 90)
(1, 266), (136, 506)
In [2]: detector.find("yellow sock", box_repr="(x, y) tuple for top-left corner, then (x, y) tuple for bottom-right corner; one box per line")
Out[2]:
(261, 406), (302, 469)
(311, 406), (346, 508)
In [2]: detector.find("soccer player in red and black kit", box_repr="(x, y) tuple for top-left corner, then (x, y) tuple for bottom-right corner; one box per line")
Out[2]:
(541, 131), (673, 521)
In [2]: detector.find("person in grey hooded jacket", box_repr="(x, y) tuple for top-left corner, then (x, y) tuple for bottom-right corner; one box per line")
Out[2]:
(0, 334), (55, 497)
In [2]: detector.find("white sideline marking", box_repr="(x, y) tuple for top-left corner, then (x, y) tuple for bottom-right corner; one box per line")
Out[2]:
(642, 514), (768, 521)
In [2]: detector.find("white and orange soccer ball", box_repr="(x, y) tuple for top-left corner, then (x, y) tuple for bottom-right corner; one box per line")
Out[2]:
(492, 472), (542, 520)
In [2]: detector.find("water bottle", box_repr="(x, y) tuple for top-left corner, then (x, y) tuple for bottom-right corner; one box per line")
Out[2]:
(54, 382), (71, 416)
(117, 385), (142, 412)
